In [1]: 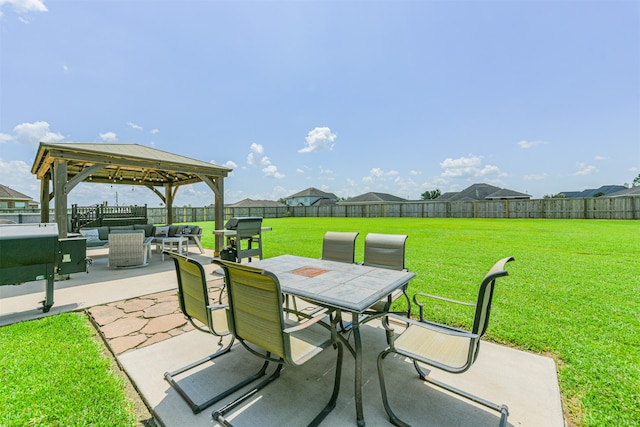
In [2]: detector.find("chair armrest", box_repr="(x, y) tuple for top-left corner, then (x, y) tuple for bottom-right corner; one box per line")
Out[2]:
(283, 308), (330, 333)
(414, 292), (474, 306)
(413, 292), (474, 321)
(385, 313), (479, 339)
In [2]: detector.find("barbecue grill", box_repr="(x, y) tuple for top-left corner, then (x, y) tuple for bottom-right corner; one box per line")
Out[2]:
(0, 223), (88, 312)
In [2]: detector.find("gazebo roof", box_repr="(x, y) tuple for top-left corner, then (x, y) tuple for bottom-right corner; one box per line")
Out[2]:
(32, 142), (231, 186)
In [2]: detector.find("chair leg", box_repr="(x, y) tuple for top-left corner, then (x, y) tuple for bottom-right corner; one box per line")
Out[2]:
(163, 338), (234, 414)
(213, 343), (343, 427)
(308, 341), (343, 427)
(212, 362), (283, 426)
(377, 350), (411, 427)
(412, 359), (510, 426)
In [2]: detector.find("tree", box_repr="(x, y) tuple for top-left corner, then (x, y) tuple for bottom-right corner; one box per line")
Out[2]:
(633, 173), (640, 187)
(543, 193), (566, 199)
(421, 189), (441, 200)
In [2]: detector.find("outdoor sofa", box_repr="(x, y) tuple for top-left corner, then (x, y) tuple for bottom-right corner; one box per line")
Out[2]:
(80, 224), (204, 252)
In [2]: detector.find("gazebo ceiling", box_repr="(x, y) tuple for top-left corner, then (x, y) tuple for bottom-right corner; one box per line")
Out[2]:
(32, 142), (231, 187)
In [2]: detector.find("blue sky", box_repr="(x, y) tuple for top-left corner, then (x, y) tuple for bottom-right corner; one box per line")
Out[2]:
(1, 0), (638, 207)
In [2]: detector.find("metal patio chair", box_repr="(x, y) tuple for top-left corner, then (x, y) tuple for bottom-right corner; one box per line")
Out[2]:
(322, 231), (359, 263)
(361, 233), (411, 322)
(163, 252), (240, 414)
(377, 256), (515, 427)
(318, 231), (360, 329)
(211, 259), (343, 427)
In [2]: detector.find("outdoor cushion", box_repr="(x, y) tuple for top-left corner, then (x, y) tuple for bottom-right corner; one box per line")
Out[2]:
(155, 225), (170, 238)
(80, 228), (100, 243)
(97, 226), (109, 241)
(110, 225), (135, 232)
(134, 223), (155, 237)
(168, 225), (184, 236)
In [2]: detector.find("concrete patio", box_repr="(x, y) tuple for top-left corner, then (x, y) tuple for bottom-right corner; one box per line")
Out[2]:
(0, 248), (565, 426)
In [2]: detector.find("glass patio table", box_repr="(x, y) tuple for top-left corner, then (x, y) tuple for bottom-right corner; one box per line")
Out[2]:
(248, 254), (416, 426)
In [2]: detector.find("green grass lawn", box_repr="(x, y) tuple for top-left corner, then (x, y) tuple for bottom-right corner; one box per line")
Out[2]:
(0, 312), (137, 426)
(202, 217), (640, 426)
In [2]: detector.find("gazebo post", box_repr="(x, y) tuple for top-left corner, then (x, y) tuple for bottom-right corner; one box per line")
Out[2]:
(53, 159), (68, 237)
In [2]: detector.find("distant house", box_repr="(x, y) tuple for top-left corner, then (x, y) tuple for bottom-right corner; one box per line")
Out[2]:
(227, 198), (286, 208)
(559, 185), (627, 198)
(285, 188), (338, 207)
(0, 184), (38, 209)
(340, 192), (407, 204)
(434, 183), (530, 202)
(606, 186), (640, 197)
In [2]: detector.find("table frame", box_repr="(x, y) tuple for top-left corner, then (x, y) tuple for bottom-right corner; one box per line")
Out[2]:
(249, 254), (415, 426)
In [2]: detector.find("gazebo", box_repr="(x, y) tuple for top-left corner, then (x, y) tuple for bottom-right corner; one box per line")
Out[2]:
(31, 142), (231, 253)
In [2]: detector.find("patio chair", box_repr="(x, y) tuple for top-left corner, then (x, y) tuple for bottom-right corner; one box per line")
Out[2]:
(108, 231), (148, 268)
(361, 233), (411, 321)
(164, 252), (242, 414)
(377, 256), (515, 427)
(322, 231), (359, 263)
(211, 259), (343, 427)
(318, 231), (359, 329)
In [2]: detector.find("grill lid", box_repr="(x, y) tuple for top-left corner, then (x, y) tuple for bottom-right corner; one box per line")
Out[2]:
(0, 223), (59, 239)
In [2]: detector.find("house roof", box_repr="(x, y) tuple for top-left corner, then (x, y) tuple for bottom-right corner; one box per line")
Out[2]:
(607, 186), (640, 197)
(559, 185), (627, 198)
(286, 187), (337, 199)
(484, 188), (531, 199)
(0, 184), (33, 201)
(432, 192), (458, 201)
(343, 192), (407, 203)
(434, 183), (530, 201)
(312, 198), (338, 206)
(228, 198), (286, 207)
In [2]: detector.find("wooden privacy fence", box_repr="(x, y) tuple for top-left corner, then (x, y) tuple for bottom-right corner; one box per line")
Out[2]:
(137, 196), (639, 222)
(284, 197), (639, 219)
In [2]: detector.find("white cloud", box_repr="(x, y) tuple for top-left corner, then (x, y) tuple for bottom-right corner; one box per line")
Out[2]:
(370, 168), (384, 178)
(63, 65), (69, 73)
(594, 155), (608, 161)
(127, 122), (143, 130)
(262, 165), (285, 179)
(260, 156), (272, 166)
(6, 121), (64, 147)
(410, 170), (421, 176)
(362, 167), (400, 184)
(574, 163), (598, 176)
(0, 157), (39, 199)
(1, 0), (48, 14)
(246, 143), (284, 179)
(247, 143), (264, 166)
(320, 167), (334, 176)
(524, 173), (548, 181)
(150, 128), (159, 134)
(440, 154), (505, 178)
(223, 160), (237, 169)
(518, 140), (548, 149)
(296, 168), (304, 173)
(298, 127), (337, 153)
(99, 131), (118, 142)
